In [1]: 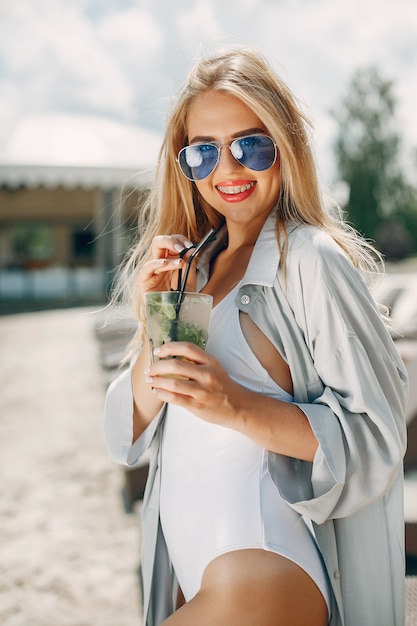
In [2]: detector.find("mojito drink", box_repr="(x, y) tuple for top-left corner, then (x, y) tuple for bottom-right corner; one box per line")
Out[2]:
(145, 291), (212, 362)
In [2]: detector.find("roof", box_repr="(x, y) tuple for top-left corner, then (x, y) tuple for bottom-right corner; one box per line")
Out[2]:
(0, 113), (162, 190)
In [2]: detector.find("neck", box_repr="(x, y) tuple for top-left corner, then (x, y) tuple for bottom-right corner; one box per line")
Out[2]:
(225, 216), (267, 253)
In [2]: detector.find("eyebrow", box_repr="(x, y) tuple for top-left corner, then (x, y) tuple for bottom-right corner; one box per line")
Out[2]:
(189, 127), (267, 145)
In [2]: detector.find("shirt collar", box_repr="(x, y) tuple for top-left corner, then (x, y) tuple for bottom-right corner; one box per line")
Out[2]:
(241, 211), (280, 288)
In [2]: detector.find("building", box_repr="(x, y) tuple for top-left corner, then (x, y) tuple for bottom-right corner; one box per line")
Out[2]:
(0, 114), (161, 310)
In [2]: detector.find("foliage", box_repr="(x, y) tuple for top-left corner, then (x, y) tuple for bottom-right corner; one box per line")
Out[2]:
(333, 66), (417, 259)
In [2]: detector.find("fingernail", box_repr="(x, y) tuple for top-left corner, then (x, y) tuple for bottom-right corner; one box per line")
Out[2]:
(173, 258), (182, 265)
(154, 347), (161, 355)
(185, 240), (193, 248)
(144, 367), (150, 375)
(174, 243), (185, 252)
(145, 375), (154, 384)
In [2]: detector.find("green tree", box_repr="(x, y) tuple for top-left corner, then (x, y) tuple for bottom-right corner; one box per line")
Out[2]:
(333, 66), (416, 259)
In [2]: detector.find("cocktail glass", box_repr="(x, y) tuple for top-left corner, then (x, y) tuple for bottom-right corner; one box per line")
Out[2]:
(145, 291), (213, 367)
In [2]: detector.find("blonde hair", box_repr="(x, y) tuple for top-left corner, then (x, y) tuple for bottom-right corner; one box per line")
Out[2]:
(113, 46), (382, 335)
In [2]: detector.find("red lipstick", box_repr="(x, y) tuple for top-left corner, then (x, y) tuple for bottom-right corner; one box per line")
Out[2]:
(215, 180), (256, 203)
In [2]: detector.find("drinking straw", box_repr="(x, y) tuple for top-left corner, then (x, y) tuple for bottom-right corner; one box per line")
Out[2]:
(176, 227), (217, 297)
(168, 227), (216, 342)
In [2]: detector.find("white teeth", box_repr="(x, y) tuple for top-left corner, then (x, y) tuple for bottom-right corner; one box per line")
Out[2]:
(216, 182), (255, 194)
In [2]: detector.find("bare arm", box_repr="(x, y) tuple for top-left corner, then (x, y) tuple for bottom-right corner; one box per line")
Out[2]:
(229, 386), (318, 462)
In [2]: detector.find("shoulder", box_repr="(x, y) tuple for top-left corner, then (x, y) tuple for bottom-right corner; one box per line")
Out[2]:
(283, 225), (383, 332)
(287, 224), (348, 267)
(285, 224), (362, 289)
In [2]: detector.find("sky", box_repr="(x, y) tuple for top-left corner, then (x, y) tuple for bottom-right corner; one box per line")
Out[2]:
(0, 0), (416, 183)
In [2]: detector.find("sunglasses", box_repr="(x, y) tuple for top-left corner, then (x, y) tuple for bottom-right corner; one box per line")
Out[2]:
(177, 134), (277, 182)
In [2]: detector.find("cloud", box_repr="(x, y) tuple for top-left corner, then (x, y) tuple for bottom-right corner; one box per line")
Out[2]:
(0, 0), (416, 178)
(98, 8), (163, 65)
(176, 0), (223, 54)
(0, 1), (134, 119)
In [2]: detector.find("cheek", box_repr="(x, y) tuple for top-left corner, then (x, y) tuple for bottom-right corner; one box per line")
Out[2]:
(267, 164), (282, 197)
(270, 160), (281, 184)
(194, 180), (213, 203)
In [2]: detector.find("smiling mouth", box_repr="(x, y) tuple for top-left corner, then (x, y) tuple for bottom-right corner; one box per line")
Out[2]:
(216, 182), (256, 195)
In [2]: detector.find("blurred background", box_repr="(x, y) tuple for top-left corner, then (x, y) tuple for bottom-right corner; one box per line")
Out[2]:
(1, 1), (417, 624)
(1, 0), (417, 311)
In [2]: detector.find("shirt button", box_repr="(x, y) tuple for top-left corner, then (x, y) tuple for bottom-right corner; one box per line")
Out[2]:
(240, 294), (251, 305)
(334, 570), (341, 580)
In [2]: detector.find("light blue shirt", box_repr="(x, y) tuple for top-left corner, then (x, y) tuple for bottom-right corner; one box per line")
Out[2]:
(104, 213), (408, 625)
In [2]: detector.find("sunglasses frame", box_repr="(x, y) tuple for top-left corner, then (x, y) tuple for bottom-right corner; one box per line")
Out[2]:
(177, 133), (277, 182)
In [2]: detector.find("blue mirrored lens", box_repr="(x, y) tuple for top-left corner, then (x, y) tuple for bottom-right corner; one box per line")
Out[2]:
(231, 135), (276, 171)
(178, 144), (219, 181)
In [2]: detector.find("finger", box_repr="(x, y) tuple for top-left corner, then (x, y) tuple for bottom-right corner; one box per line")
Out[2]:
(151, 383), (198, 407)
(151, 235), (194, 259)
(140, 258), (183, 281)
(148, 372), (216, 414)
(151, 258), (183, 273)
(152, 341), (208, 364)
(148, 358), (196, 382)
(147, 366), (205, 402)
(138, 258), (184, 295)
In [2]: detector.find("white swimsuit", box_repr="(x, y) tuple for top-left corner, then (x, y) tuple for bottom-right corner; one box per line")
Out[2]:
(160, 285), (331, 611)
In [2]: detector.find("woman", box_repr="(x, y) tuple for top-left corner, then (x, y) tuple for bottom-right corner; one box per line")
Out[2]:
(104, 47), (407, 625)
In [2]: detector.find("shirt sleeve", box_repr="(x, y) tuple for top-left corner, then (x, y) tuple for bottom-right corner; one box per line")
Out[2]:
(268, 231), (408, 524)
(104, 364), (164, 467)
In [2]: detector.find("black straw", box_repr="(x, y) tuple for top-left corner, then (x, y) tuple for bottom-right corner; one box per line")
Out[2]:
(169, 227), (216, 341)
(176, 228), (217, 297)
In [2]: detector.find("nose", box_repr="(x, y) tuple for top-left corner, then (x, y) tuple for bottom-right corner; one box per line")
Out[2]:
(216, 144), (241, 173)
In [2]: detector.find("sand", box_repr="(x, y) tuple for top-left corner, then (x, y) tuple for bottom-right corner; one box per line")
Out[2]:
(0, 308), (143, 626)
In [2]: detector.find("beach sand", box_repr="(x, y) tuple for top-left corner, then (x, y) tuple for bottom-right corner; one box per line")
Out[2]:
(0, 307), (143, 626)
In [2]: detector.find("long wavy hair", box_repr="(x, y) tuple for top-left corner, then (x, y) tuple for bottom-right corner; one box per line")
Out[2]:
(112, 46), (382, 341)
